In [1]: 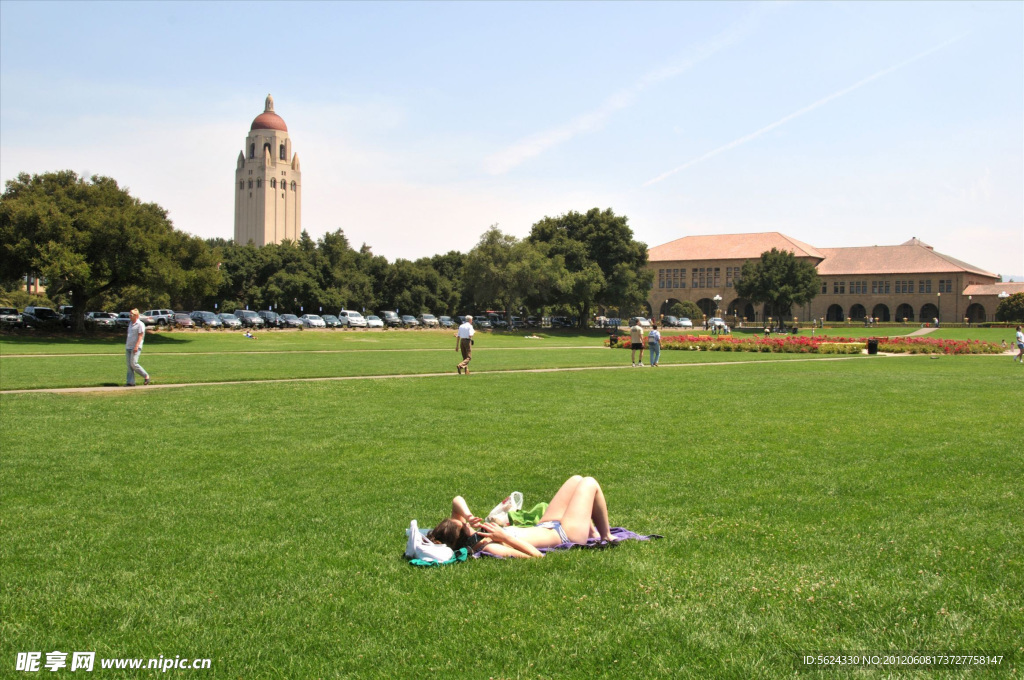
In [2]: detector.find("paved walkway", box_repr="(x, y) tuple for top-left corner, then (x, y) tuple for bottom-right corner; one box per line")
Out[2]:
(0, 353), (933, 396)
(906, 327), (938, 336)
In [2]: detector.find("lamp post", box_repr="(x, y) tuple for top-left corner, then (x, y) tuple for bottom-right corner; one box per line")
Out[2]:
(967, 295), (972, 326)
(713, 295), (722, 317)
(937, 292), (941, 327)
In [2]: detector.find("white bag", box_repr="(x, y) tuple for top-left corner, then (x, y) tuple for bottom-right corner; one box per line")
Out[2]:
(405, 520), (455, 563)
(485, 491), (524, 527)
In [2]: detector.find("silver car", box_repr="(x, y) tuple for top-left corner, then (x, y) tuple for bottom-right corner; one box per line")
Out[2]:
(300, 314), (326, 328)
(218, 313), (243, 329)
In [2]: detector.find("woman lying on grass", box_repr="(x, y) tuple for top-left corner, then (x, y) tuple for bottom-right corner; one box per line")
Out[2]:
(426, 475), (616, 558)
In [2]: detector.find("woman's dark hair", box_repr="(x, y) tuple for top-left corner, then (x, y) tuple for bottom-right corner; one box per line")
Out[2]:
(426, 518), (476, 550)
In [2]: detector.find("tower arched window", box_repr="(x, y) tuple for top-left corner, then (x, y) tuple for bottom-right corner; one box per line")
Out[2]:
(279, 144), (286, 160)
(270, 178), (276, 189)
(239, 181), (244, 190)
(256, 179), (262, 188)
(249, 143), (255, 159)
(290, 181), (296, 191)
(263, 142), (271, 158)
(248, 180), (253, 189)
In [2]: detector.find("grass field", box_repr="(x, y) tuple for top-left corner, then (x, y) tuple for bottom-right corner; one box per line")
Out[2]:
(1, 332), (1021, 678)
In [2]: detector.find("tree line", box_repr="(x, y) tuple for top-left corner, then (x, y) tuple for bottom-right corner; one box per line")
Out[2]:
(1, 171), (653, 330)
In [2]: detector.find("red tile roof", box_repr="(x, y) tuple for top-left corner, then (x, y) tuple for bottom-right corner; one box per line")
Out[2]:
(962, 282), (1024, 296)
(648, 232), (823, 262)
(816, 245), (996, 277)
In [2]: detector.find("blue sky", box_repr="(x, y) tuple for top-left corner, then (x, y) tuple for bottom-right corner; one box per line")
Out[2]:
(2, 1), (1021, 278)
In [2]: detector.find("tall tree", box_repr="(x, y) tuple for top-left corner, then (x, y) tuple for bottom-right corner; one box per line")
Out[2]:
(0, 171), (219, 330)
(464, 227), (557, 323)
(529, 208), (651, 326)
(995, 292), (1024, 322)
(734, 248), (820, 327)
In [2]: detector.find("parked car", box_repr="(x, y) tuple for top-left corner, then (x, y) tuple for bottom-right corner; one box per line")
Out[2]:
(365, 315), (384, 329)
(143, 309), (175, 326)
(474, 317), (492, 329)
(400, 315), (420, 328)
(218, 313), (243, 329)
(0, 306), (23, 328)
(628, 317), (652, 329)
(438, 315), (454, 328)
(488, 313), (507, 329)
(22, 306), (62, 329)
(709, 317), (730, 333)
(378, 310), (401, 327)
(339, 310), (367, 328)
(189, 311), (223, 328)
(300, 314), (326, 328)
(279, 314), (302, 328)
(173, 313), (195, 329)
(678, 317), (693, 328)
(257, 310), (281, 328)
(58, 305), (75, 328)
(84, 311), (117, 329)
(549, 316), (573, 328)
(662, 315), (680, 328)
(526, 316), (540, 327)
(321, 314), (342, 328)
(233, 309), (265, 328)
(418, 313), (439, 327)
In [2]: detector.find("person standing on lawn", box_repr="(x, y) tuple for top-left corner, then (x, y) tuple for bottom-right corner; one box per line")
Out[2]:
(1015, 325), (1023, 363)
(125, 308), (150, 387)
(456, 315), (475, 375)
(647, 322), (661, 367)
(630, 320), (645, 367)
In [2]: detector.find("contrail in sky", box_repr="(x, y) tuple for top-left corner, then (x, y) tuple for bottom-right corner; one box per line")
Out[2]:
(484, 5), (778, 176)
(643, 35), (965, 187)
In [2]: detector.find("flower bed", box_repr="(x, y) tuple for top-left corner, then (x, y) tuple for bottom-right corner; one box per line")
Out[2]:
(606, 334), (1002, 355)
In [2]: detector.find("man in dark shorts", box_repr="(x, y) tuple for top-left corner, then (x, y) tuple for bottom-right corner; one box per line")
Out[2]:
(630, 320), (645, 367)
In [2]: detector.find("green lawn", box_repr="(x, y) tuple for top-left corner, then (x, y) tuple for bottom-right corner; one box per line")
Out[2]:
(1, 356), (1020, 678)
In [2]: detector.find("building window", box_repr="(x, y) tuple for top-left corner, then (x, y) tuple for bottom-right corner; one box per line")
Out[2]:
(939, 279), (952, 293)
(290, 181), (296, 191)
(248, 180), (253, 189)
(280, 144), (287, 160)
(249, 143), (255, 159)
(256, 179), (262, 188)
(270, 178), (276, 189)
(713, 267), (721, 287)
(833, 281), (845, 295)
(822, 282), (828, 294)
(239, 181), (244, 190)
(920, 280), (932, 293)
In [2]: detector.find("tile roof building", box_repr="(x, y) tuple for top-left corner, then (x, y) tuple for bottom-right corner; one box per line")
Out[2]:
(648, 233), (1006, 325)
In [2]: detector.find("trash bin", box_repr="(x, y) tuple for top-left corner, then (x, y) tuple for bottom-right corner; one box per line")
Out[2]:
(867, 338), (878, 355)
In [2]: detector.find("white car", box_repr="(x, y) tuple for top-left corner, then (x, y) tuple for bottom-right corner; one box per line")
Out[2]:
(339, 310), (367, 327)
(679, 317), (693, 328)
(365, 315), (384, 328)
(300, 314), (326, 328)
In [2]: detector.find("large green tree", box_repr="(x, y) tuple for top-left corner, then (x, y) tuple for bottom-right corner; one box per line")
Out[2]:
(734, 248), (820, 328)
(0, 171), (220, 330)
(463, 227), (558, 323)
(995, 292), (1024, 322)
(529, 208), (651, 327)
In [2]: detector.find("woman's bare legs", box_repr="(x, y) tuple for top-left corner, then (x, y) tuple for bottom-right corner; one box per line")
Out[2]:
(559, 477), (613, 544)
(540, 475), (584, 522)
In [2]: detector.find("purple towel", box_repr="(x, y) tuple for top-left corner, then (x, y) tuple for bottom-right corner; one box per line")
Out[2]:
(473, 526), (661, 559)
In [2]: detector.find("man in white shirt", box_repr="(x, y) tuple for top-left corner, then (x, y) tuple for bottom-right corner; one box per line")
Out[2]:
(125, 308), (151, 386)
(456, 315), (475, 375)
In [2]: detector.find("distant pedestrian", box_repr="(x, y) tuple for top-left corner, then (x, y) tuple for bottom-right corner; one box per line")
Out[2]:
(647, 322), (661, 367)
(630, 320), (645, 367)
(1015, 326), (1024, 363)
(934, 317), (939, 328)
(456, 315), (475, 375)
(125, 308), (150, 387)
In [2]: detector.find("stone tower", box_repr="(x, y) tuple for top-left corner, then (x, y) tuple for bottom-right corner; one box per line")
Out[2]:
(234, 94), (301, 246)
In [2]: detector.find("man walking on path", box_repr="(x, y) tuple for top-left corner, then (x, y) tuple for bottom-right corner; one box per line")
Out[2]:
(630, 320), (645, 367)
(125, 308), (150, 387)
(456, 315), (475, 375)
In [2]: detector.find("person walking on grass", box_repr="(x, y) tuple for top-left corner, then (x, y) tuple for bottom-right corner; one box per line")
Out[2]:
(456, 315), (475, 375)
(630, 319), (645, 367)
(1015, 325), (1024, 363)
(125, 308), (151, 387)
(647, 322), (661, 367)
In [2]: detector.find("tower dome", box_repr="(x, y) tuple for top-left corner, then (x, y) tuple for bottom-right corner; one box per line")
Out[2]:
(250, 93), (288, 132)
